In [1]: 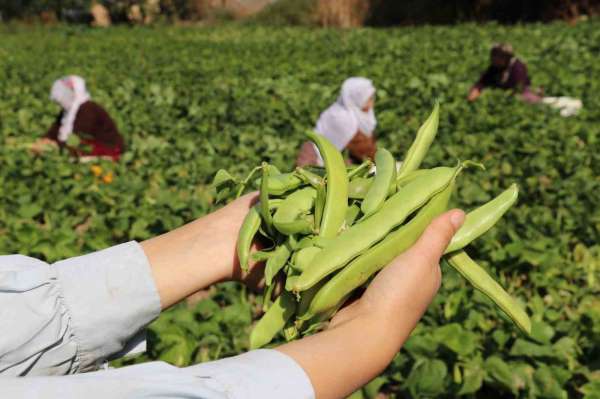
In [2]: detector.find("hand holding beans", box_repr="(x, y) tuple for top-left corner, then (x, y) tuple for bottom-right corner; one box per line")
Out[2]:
(214, 102), (532, 350)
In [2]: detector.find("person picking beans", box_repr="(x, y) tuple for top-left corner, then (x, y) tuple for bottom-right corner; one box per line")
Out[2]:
(467, 43), (542, 103)
(1, 192), (465, 399)
(296, 77), (378, 167)
(31, 75), (125, 161)
(467, 43), (583, 116)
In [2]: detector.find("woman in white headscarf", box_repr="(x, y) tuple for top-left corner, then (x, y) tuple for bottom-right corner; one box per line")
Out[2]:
(32, 76), (125, 161)
(297, 77), (377, 166)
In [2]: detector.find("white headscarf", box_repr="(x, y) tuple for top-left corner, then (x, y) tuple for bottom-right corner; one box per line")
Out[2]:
(313, 77), (377, 165)
(50, 76), (91, 142)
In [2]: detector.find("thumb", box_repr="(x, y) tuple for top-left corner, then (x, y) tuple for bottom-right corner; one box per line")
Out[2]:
(407, 209), (465, 266)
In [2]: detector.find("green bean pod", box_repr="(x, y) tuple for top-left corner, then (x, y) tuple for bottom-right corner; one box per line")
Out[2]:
(292, 165), (462, 292)
(273, 187), (316, 235)
(297, 278), (327, 318)
(397, 101), (440, 179)
(445, 250), (531, 335)
(396, 168), (428, 187)
(361, 148), (397, 218)
(312, 236), (333, 248)
(237, 205), (262, 273)
(262, 280), (275, 312)
(295, 236), (317, 250)
(305, 177), (456, 318)
(307, 130), (348, 238)
(299, 292), (352, 331)
(265, 242), (292, 286)
(285, 275), (299, 292)
(295, 167), (324, 188)
(388, 161), (398, 196)
(260, 163), (274, 235)
(256, 173), (303, 196)
(250, 250), (273, 263)
(291, 246), (321, 273)
(344, 203), (361, 227)
(444, 183), (519, 254)
(250, 291), (297, 349)
(314, 181), (326, 230)
(348, 177), (372, 199)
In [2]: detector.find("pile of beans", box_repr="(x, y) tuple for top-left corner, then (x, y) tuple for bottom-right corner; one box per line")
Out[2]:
(213, 103), (531, 349)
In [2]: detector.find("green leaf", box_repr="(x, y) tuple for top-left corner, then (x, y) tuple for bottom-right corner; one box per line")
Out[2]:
(530, 320), (555, 344)
(484, 356), (520, 394)
(433, 323), (479, 356)
(509, 339), (556, 358)
(404, 359), (448, 397)
(458, 364), (484, 395)
(532, 365), (568, 399)
(18, 203), (42, 219)
(403, 334), (439, 358)
(581, 380), (600, 399)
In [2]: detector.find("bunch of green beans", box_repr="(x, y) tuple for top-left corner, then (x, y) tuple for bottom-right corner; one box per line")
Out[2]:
(213, 103), (531, 349)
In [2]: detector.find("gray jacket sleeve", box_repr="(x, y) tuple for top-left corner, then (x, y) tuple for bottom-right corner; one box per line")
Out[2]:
(0, 242), (315, 398)
(1, 350), (315, 399)
(0, 242), (161, 376)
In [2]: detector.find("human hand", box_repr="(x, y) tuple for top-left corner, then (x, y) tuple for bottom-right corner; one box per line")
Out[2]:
(331, 209), (465, 332)
(142, 192), (275, 309)
(467, 87), (481, 102)
(277, 209), (465, 399)
(30, 138), (58, 154)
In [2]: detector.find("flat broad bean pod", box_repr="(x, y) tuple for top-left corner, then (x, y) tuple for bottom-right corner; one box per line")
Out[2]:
(250, 291), (297, 349)
(445, 183), (519, 254)
(307, 130), (348, 238)
(295, 167), (324, 188)
(237, 205), (262, 273)
(259, 163), (274, 236)
(344, 203), (361, 227)
(261, 173), (303, 195)
(300, 292), (352, 335)
(397, 101), (440, 179)
(304, 172), (457, 319)
(265, 241), (292, 286)
(272, 187), (316, 235)
(396, 168), (428, 187)
(291, 246), (321, 273)
(292, 164), (464, 292)
(348, 177), (372, 199)
(314, 181), (326, 230)
(361, 148), (397, 218)
(445, 250), (531, 334)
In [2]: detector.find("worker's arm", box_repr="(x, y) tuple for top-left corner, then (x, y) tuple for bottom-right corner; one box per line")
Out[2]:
(346, 131), (377, 161)
(277, 210), (465, 399)
(467, 86), (482, 101)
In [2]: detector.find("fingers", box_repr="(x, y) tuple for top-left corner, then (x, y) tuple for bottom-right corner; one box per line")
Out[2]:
(410, 209), (465, 263)
(407, 209), (465, 266)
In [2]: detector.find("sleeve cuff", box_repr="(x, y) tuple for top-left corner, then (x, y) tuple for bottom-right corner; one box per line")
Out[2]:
(186, 349), (315, 399)
(54, 241), (161, 371)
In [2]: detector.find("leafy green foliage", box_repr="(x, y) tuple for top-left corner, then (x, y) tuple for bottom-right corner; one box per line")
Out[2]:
(1, 22), (599, 397)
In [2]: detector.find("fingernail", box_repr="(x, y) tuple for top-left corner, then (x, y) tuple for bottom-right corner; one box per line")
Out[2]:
(450, 210), (465, 230)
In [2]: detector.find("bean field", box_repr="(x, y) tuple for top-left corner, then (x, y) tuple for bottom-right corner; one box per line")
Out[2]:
(1, 22), (599, 398)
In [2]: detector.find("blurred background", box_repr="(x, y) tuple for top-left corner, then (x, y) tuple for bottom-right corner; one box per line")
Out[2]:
(2, 0), (599, 26)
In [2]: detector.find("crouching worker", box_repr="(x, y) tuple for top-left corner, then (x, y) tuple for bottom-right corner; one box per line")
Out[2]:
(467, 43), (582, 116)
(32, 76), (125, 161)
(467, 43), (542, 103)
(297, 77), (378, 167)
